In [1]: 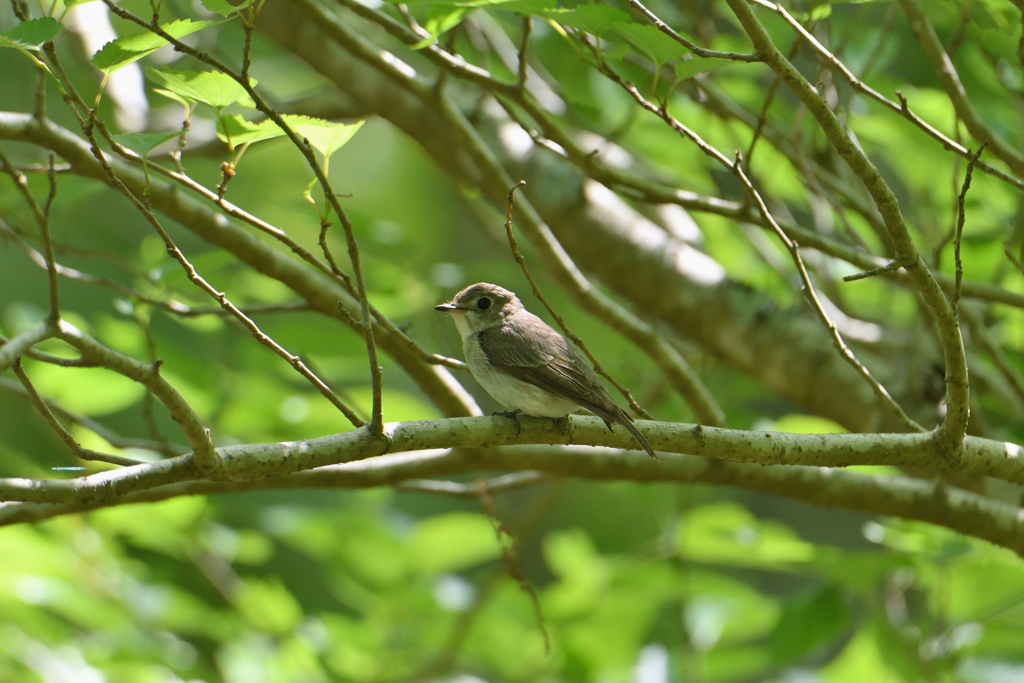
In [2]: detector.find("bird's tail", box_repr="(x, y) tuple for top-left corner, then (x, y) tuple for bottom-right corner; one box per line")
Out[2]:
(614, 409), (657, 460)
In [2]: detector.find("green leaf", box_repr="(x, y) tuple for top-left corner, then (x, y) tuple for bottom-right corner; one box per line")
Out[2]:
(0, 17), (63, 50)
(548, 4), (629, 37)
(216, 114), (285, 148)
(411, 6), (471, 49)
(678, 502), (817, 568)
(771, 585), (849, 663)
(673, 56), (732, 81)
(63, 0), (100, 7)
(146, 67), (255, 110)
(388, 0), (554, 7)
(110, 131), (182, 155)
(91, 19), (219, 74)
(542, 529), (608, 618)
(408, 512), (503, 573)
(615, 23), (688, 67)
(201, 0), (254, 16)
(770, 413), (849, 434)
(26, 362), (147, 417)
(283, 116), (365, 159)
(152, 87), (193, 107)
(234, 577), (303, 634)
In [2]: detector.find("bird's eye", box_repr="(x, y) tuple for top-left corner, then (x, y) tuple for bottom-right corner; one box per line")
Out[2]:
(477, 298), (492, 310)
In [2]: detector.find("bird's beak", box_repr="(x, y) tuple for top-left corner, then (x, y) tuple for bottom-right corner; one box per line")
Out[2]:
(434, 302), (460, 312)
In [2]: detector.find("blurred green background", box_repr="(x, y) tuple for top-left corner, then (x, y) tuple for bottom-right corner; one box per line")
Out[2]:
(2, 0), (1024, 680)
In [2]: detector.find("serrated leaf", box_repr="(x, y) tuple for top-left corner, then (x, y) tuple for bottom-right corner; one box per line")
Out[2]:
(0, 17), (63, 50)
(673, 56), (731, 81)
(548, 4), (629, 37)
(216, 115), (285, 149)
(201, 0), (254, 16)
(146, 67), (254, 110)
(152, 87), (193, 107)
(411, 6), (470, 49)
(91, 19), (219, 74)
(282, 116), (364, 159)
(616, 23), (688, 67)
(111, 131), (182, 155)
(389, 0), (555, 7)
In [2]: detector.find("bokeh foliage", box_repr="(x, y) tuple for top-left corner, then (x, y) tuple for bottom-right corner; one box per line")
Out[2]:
(2, 0), (1024, 680)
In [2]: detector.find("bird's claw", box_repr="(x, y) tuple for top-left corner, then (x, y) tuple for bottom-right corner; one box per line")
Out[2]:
(493, 409), (523, 436)
(553, 415), (572, 436)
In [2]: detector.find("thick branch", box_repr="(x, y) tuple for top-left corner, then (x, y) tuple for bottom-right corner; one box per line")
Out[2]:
(1, 439), (1023, 554)
(1, 416), (1022, 505)
(0, 322), (54, 373)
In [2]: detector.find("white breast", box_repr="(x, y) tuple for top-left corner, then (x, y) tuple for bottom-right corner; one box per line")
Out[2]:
(462, 333), (578, 417)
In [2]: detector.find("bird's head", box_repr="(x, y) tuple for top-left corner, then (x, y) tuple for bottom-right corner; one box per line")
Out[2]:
(435, 282), (523, 337)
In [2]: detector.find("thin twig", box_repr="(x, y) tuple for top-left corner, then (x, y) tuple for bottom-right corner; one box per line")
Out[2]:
(1006, 241), (1024, 279)
(748, 0), (1024, 191)
(99, 0), (385, 434)
(0, 375), (187, 456)
(961, 307), (1024, 414)
(733, 159), (926, 433)
(516, 16), (532, 91)
(478, 479), (550, 654)
(0, 148), (61, 322)
(11, 359), (144, 467)
(898, 0), (1024, 178)
(55, 320), (216, 469)
(626, 0), (761, 62)
(727, 0), (967, 452)
(951, 144), (986, 311)
(745, 37), (801, 170)
(65, 71), (367, 434)
(582, 38), (922, 432)
(843, 258), (911, 282)
(397, 470), (551, 497)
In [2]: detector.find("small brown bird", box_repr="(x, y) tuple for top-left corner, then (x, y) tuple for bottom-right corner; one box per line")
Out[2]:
(436, 283), (656, 458)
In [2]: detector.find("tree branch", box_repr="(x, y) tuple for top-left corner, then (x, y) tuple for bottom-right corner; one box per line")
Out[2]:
(2, 416), (1022, 505)
(2, 439), (1023, 555)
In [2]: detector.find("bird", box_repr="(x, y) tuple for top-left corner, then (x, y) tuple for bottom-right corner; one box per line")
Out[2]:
(435, 282), (657, 458)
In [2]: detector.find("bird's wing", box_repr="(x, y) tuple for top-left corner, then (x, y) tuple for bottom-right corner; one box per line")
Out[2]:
(480, 313), (657, 459)
(478, 314), (597, 403)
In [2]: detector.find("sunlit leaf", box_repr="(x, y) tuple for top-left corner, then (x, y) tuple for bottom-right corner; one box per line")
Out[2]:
(216, 114), (285, 148)
(283, 116), (365, 159)
(678, 502), (817, 568)
(408, 512), (502, 573)
(411, 7), (471, 50)
(234, 577), (303, 634)
(201, 0), (254, 16)
(615, 23), (688, 67)
(146, 66), (255, 110)
(25, 362), (147, 417)
(549, 4), (630, 36)
(0, 17), (62, 50)
(91, 19), (220, 74)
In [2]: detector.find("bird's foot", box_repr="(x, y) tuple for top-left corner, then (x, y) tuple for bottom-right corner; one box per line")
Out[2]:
(493, 409), (523, 436)
(552, 415), (573, 436)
